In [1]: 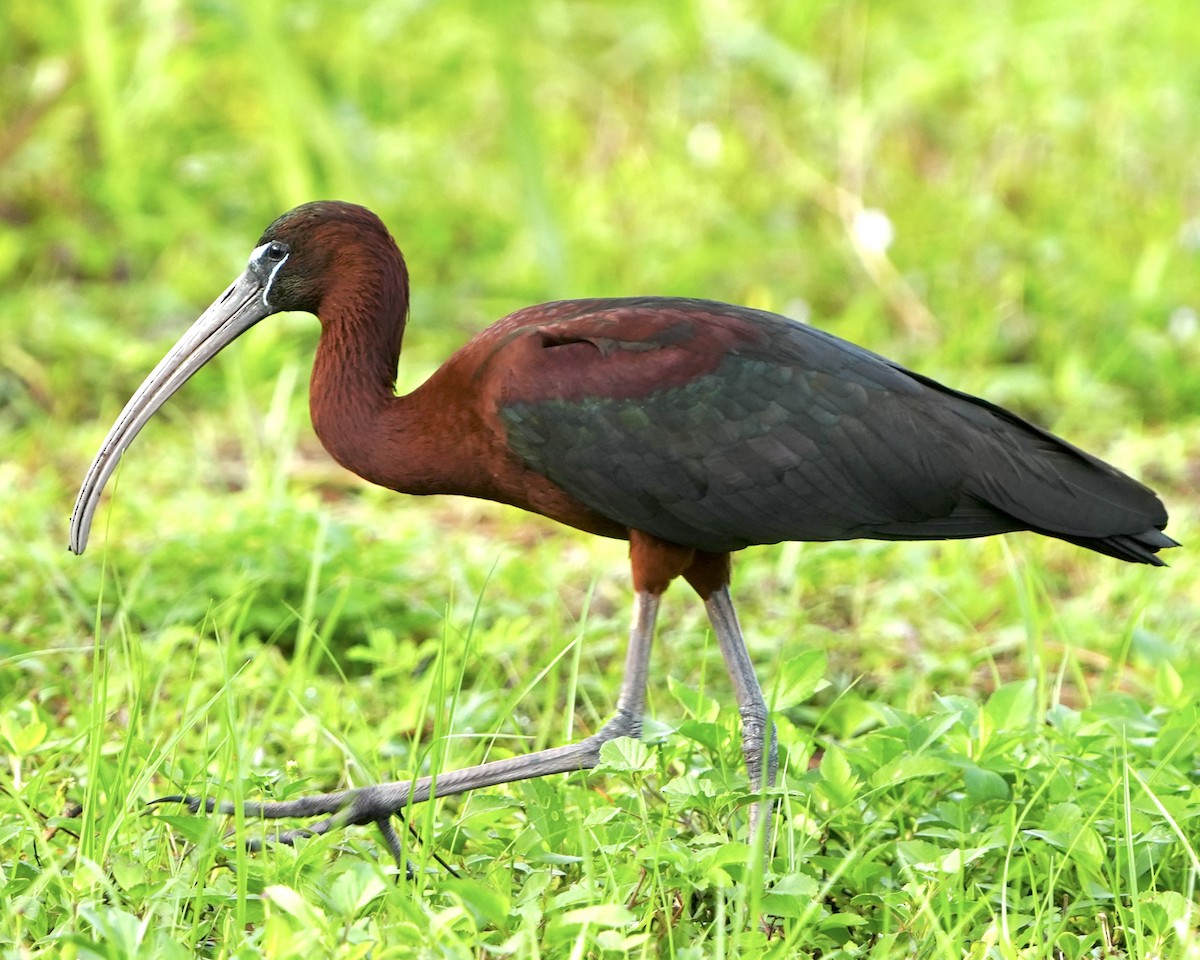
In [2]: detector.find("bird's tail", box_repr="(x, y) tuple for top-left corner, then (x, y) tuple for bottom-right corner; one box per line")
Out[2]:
(1051, 527), (1179, 566)
(900, 367), (1179, 565)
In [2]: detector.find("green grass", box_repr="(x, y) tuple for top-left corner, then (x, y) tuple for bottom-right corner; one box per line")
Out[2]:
(2, 0), (1199, 956)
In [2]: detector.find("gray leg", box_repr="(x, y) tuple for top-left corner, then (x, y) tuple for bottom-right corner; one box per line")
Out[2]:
(704, 585), (777, 851)
(167, 591), (662, 850)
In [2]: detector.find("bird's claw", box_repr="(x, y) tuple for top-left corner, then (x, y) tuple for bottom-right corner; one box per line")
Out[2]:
(145, 790), (453, 878)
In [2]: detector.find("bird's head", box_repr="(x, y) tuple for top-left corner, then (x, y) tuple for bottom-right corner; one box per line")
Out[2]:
(252, 201), (405, 318)
(68, 201), (402, 555)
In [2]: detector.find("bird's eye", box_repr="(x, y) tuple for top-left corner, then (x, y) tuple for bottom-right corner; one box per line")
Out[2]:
(265, 241), (288, 261)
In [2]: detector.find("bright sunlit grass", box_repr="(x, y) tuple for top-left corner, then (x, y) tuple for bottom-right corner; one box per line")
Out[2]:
(2, 1), (1198, 957)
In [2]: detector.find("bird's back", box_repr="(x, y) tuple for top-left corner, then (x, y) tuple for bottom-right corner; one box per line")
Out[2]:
(488, 298), (1173, 563)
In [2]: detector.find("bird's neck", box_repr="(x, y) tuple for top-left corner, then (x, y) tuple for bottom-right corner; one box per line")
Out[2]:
(309, 265), (408, 484)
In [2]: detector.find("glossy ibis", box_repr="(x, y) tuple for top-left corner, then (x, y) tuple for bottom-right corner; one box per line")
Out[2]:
(70, 201), (1176, 859)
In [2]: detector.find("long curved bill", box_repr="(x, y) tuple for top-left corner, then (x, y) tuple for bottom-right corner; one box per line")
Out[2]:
(69, 265), (275, 555)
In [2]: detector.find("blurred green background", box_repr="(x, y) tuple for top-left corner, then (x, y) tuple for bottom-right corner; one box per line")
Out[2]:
(3, 0), (1197, 717)
(3, 1), (1199, 954)
(3, 0), (1197, 727)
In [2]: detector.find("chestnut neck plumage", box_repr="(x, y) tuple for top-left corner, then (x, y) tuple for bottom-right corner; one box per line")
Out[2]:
(308, 233), (414, 488)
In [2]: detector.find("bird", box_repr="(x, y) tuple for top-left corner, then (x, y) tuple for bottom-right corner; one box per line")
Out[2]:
(69, 200), (1177, 861)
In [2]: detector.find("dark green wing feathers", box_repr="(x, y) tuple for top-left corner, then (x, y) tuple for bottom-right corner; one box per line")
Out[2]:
(497, 299), (1172, 562)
